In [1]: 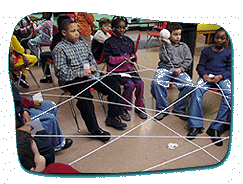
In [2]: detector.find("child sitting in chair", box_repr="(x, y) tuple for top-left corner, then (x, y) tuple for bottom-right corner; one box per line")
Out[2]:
(91, 17), (112, 63)
(104, 16), (147, 121)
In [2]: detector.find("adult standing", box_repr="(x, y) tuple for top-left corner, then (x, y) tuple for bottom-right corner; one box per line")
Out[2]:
(74, 12), (97, 48)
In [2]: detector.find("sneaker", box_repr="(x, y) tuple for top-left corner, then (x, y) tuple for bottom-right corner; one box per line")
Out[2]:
(40, 76), (52, 83)
(19, 78), (29, 88)
(120, 109), (131, 121)
(172, 110), (189, 121)
(91, 128), (111, 142)
(206, 127), (223, 146)
(14, 74), (29, 88)
(135, 108), (147, 119)
(154, 112), (168, 121)
(105, 116), (127, 129)
(54, 138), (73, 152)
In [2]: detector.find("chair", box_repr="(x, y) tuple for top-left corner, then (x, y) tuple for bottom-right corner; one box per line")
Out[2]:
(95, 50), (104, 64)
(17, 68), (40, 88)
(58, 83), (81, 133)
(144, 22), (167, 49)
(90, 87), (107, 117)
(10, 68), (40, 88)
(15, 68), (40, 89)
(19, 30), (37, 53)
(42, 58), (56, 87)
(37, 43), (51, 66)
(58, 84), (108, 132)
(134, 32), (141, 53)
(37, 25), (59, 65)
(153, 22), (164, 30)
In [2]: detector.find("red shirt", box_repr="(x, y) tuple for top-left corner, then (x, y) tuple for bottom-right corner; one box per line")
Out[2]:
(43, 163), (80, 173)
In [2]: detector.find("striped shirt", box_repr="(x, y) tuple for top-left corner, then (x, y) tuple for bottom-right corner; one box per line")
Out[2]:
(33, 19), (53, 36)
(52, 39), (99, 85)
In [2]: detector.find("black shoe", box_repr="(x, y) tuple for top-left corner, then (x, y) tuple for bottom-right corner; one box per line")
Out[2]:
(186, 127), (204, 140)
(91, 128), (111, 142)
(120, 109), (131, 121)
(19, 78), (30, 88)
(40, 76), (52, 83)
(55, 138), (73, 152)
(154, 111), (168, 121)
(206, 127), (223, 146)
(135, 108), (148, 119)
(172, 110), (189, 121)
(105, 116), (127, 130)
(13, 74), (29, 88)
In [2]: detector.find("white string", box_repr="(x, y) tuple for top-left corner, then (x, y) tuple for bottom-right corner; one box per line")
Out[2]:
(32, 134), (229, 139)
(30, 61), (127, 120)
(39, 92), (230, 126)
(18, 55), (231, 170)
(215, 82), (231, 110)
(68, 81), (223, 166)
(142, 137), (228, 172)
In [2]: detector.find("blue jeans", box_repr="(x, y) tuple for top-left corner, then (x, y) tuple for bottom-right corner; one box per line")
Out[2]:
(28, 99), (65, 149)
(151, 66), (194, 113)
(188, 77), (231, 131)
(27, 33), (50, 56)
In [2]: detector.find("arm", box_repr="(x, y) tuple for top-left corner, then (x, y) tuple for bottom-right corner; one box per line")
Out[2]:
(11, 35), (25, 54)
(93, 30), (109, 44)
(159, 43), (173, 64)
(22, 98), (42, 109)
(52, 46), (76, 83)
(83, 13), (95, 24)
(33, 20), (52, 34)
(179, 44), (193, 72)
(221, 51), (231, 80)
(196, 49), (208, 78)
(104, 39), (126, 65)
(14, 16), (33, 35)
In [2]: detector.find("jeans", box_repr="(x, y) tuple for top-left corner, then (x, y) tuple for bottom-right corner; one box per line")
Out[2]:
(28, 99), (65, 150)
(188, 77), (231, 131)
(27, 33), (50, 56)
(151, 66), (194, 113)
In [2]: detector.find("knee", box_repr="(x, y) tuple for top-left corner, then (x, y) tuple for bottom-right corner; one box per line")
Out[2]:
(151, 79), (168, 89)
(124, 81), (135, 91)
(136, 80), (144, 88)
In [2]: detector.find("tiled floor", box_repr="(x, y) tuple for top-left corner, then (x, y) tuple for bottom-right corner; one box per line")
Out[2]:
(17, 30), (230, 174)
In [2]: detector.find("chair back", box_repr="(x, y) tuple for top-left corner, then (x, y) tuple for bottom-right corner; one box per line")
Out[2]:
(134, 32), (141, 53)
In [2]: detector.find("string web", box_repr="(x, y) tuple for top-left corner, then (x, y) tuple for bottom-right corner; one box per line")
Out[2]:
(19, 56), (231, 172)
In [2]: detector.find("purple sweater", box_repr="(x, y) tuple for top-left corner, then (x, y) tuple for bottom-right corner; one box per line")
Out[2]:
(196, 47), (231, 80)
(104, 33), (137, 72)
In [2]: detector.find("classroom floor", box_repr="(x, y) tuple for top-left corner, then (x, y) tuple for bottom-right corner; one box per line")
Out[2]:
(17, 30), (231, 174)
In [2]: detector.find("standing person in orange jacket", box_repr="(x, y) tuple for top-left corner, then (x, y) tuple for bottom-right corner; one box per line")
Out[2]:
(74, 12), (98, 48)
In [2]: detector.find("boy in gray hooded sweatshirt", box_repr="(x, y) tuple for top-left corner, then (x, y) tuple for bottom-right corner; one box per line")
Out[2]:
(151, 23), (194, 121)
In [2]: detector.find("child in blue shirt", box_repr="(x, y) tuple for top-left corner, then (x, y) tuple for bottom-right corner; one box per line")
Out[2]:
(187, 28), (231, 146)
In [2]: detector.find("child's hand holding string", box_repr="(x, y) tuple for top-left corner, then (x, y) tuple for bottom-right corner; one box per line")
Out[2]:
(203, 74), (214, 83)
(90, 66), (97, 73)
(83, 69), (92, 76)
(173, 68), (182, 76)
(161, 38), (171, 44)
(212, 75), (223, 83)
(124, 56), (130, 63)
(33, 101), (42, 109)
